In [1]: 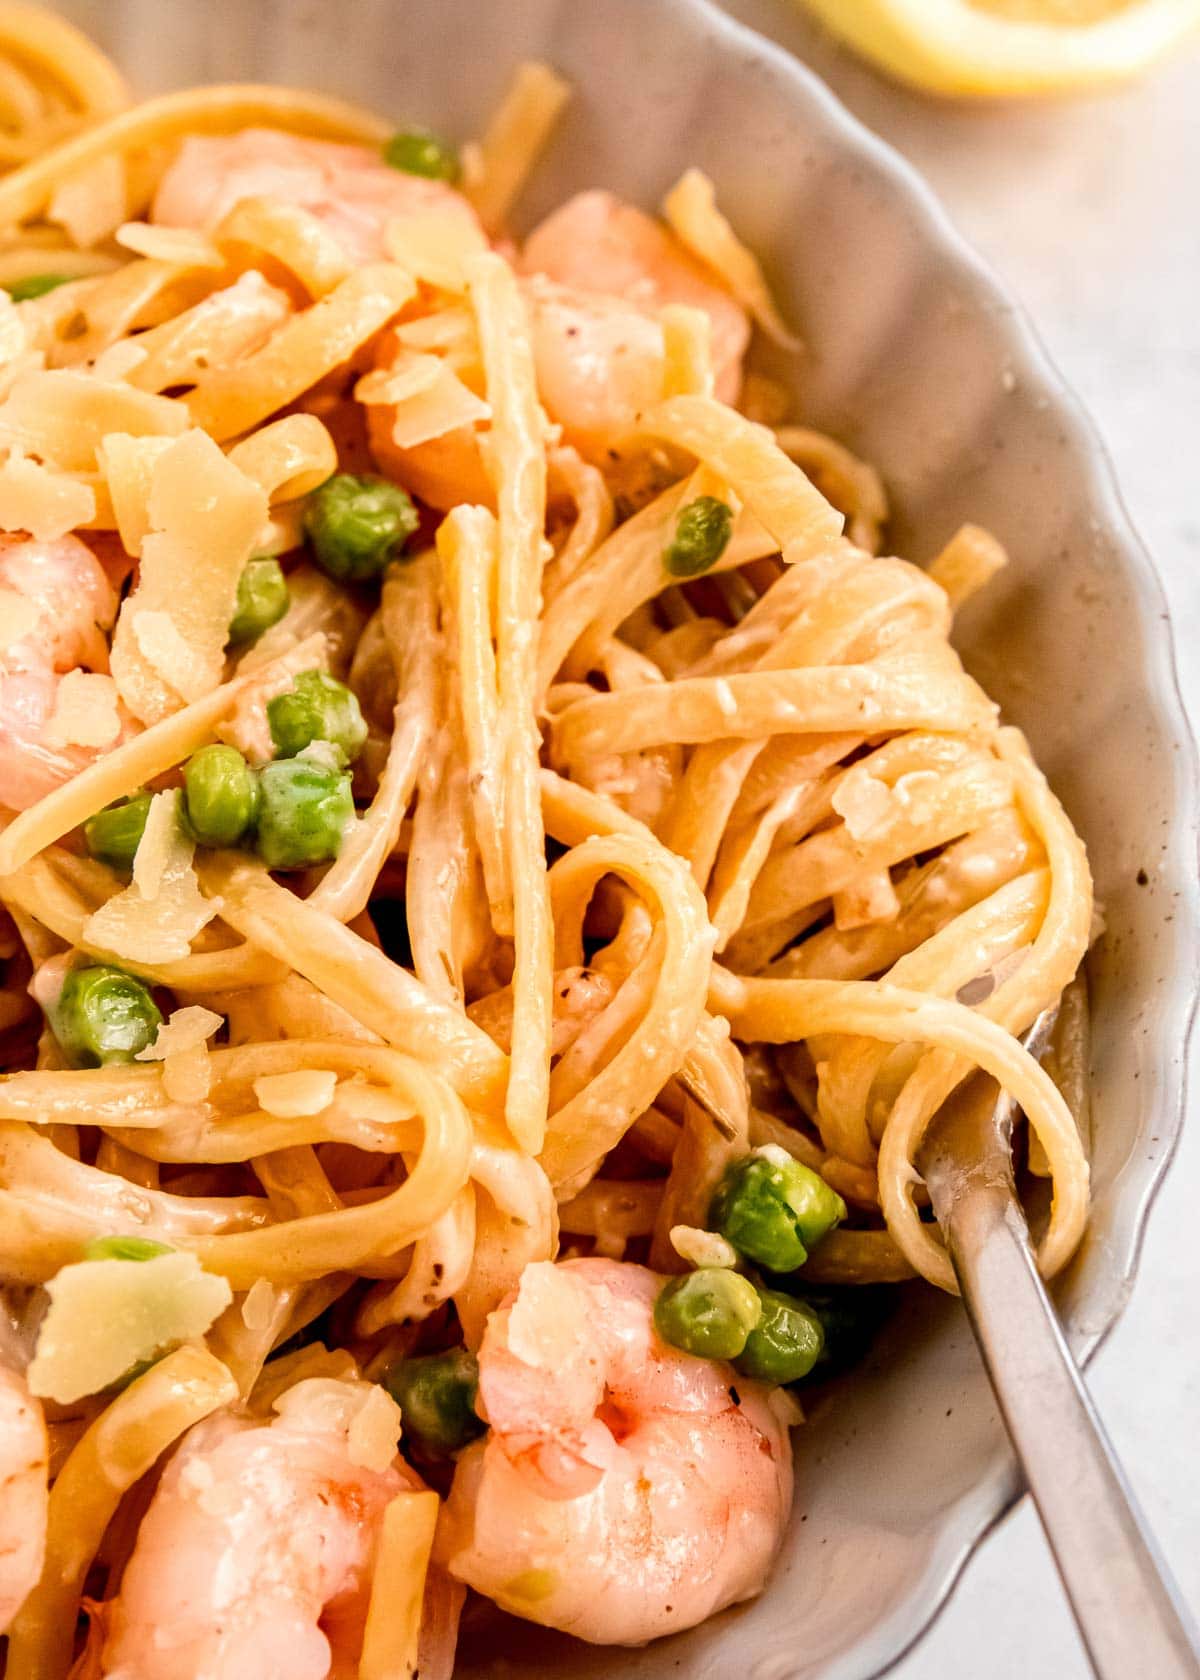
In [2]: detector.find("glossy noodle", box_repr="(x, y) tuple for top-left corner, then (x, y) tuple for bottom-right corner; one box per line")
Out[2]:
(0, 9), (1092, 1674)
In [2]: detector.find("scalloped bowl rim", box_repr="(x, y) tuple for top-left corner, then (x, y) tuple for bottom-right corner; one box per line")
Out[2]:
(678, 0), (1200, 1668)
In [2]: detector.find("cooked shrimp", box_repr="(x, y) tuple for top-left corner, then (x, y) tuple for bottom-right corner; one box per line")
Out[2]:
(438, 1258), (793, 1645)
(102, 1376), (423, 1680)
(0, 1362), (49, 1634)
(518, 189), (749, 456)
(371, 190), (750, 502)
(152, 128), (481, 263)
(0, 533), (127, 812)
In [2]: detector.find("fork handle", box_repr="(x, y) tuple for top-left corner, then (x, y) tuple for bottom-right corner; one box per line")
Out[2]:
(944, 1180), (1200, 1679)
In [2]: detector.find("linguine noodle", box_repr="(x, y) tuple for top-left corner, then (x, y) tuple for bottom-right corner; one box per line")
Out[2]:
(0, 10), (1092, 1674)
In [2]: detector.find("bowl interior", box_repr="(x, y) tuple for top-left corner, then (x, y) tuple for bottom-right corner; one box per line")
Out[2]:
(44, 1), (1200, 1675)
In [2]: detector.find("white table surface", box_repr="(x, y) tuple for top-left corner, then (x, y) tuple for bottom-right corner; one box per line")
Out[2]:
(715, 4), (1200, 1674)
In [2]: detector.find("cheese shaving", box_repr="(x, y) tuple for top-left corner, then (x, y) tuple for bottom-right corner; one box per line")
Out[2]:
(346, 1382), (404, 1471)
(131, 788), (183, 900)
(0, 370), (187, 473)
(356, 351), (490, 449)
(0, 450), (95, 540)
(669, 1224), (739, 1270)
(97, 432), (174, 556)
(162, 1044), (214, 1103)
(116, 221), (224, 268)
(273, 1377), (401, 1473)
(43, 671), (122, 750)
(27, 1250), (232, 1404)
(831, 769), (895, 841)
(84, 789), (218, 964)
(109, 428), (268, 723)
(134, 1004), (224, 1061)
(662, 169), (801, 350)
(253, 1068), (338, 1118)
(384, 208), (489, 294)
(132, 609), (215, 706)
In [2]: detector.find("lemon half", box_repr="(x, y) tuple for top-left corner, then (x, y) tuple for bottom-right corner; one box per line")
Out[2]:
(794, 0), (1200, 95)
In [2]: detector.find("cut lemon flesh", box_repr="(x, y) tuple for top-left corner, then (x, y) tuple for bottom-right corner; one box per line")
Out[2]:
(794, 0), (1200, 95)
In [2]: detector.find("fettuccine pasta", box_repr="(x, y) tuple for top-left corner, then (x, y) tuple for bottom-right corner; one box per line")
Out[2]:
(0, 11), (1092, 1677)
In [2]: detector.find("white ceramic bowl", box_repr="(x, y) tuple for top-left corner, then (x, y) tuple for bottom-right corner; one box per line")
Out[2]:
(47, 0), (1200, 1673)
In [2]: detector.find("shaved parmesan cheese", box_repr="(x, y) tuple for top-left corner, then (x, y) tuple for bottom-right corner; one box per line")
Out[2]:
(97, 432), (174, 556)
(384, 208), (489, 294)
(132, 609), (215, 705)
(0, 584), (39, 647)
(0, 370), (186, 473)
(27, 1249), (232, 1404)
(116, 221), (224, 268)
(394, 306), (480, 365)
(354, 356), (441, 408)
(43, 670), (121, 750)
(0, 449), (94, 540)
(134, 1004), (223, 1061)
(253, 500), (305, 561)
(84, 790), (218, 964)
(355, 351), (490, 450)
(163, 1044), (213, 1103)
(832, 769), (894, 841)
(273, 1376), (401, 1473)
(662, 169), (800, 350)
(669, 1224), (739, 1270)
(131, 787), (181, 900)
(109, 429), (268, 723)
(49, 153), (127, 249)
(347, 1382), (404, 1471)
(253, 1068), (337, 1119)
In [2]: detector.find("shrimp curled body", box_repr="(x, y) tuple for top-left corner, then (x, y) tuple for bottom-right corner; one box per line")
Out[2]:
(101, 1377), (422, 1680)
(0, 1363), (48, 1635)
(438, 1258), (793, 1645)
(0, 533), (125, 812)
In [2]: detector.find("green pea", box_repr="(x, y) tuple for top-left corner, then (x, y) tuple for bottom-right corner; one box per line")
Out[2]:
(48, 966), (162, 1069)
(384, 1348), (484, 1455)
(182, 745), (260, 848)
(255, 758), (354, 870)
(303, 473), (419, 583)
(383, 127), (461, 183)
(654, 1267), (762, 1362)
(83, 1235), (172, 1263)
(710, 1150), (847, 1273)
(736, 1287), (825, 1385)
(663, 495), (734, 579)
(6, 273), (73, 302)
(267, 670), (367, 766)
(228, 558), (289, 645)
(83, 791), (153, 871)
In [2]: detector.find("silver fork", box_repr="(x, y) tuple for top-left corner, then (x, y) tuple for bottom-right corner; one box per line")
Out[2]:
(916, 1010), (1200, 1679)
